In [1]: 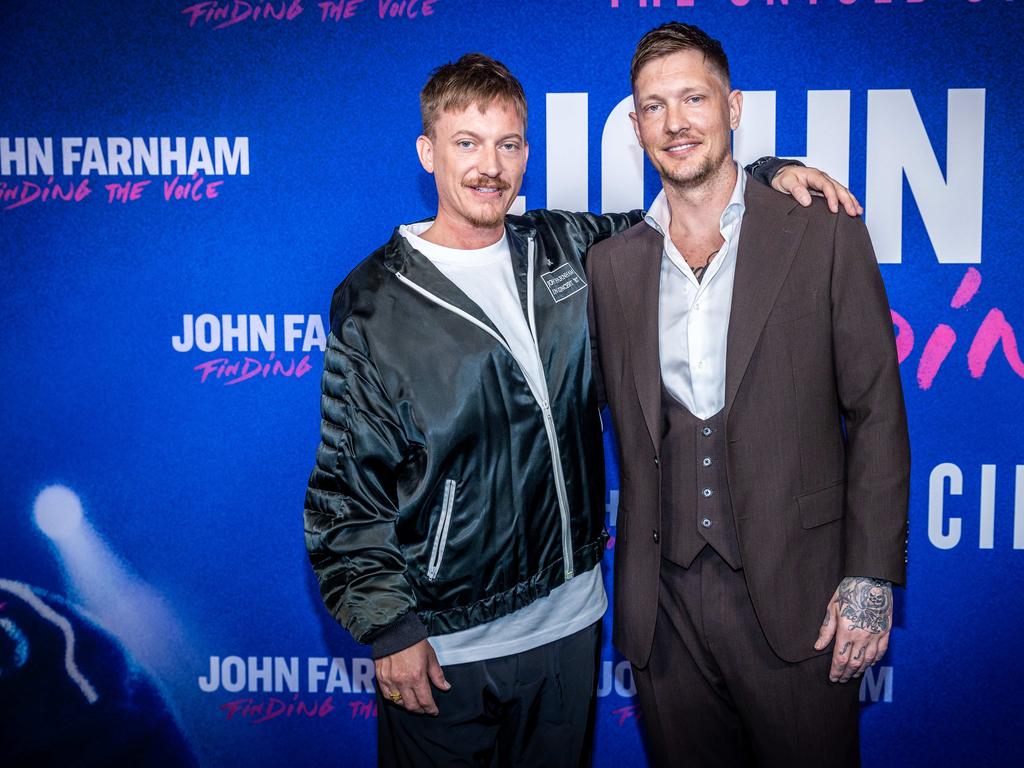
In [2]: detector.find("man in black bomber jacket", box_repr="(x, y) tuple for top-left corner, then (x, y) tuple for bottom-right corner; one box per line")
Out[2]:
(303, 52), (859, 767)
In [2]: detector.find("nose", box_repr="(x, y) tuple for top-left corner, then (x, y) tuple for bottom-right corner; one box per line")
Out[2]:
(665, 101), (689, 135)
(477, 143), (501, 178)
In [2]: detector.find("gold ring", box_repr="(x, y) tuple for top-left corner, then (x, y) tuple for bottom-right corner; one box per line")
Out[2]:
(388, 690), (403, 704)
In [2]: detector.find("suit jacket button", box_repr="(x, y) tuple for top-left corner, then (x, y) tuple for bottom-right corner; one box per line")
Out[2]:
(653, 530), (660, 543)
(654, 456), (659, 466)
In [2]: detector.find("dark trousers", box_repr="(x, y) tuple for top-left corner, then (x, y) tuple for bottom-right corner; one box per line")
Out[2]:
(632, 548), (860, 768)
(377, 622), (600, 768)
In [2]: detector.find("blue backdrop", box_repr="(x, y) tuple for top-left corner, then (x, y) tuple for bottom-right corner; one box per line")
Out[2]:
(2, 1), (1022, 766)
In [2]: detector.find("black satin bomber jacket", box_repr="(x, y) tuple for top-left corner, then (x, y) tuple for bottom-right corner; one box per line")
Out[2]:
(304, 159), (792, 659)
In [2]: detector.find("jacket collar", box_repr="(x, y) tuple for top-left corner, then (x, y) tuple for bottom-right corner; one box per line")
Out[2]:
(381, 216), (539, 343)
(382, 216), (537, 274)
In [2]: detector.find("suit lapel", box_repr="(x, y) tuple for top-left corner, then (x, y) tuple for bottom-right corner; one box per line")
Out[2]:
(609, 223), (664, 454)
(725, 179), (807, 417)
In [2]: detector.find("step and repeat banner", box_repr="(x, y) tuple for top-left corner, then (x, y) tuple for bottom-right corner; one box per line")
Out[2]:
(2, 1), (1021, 766)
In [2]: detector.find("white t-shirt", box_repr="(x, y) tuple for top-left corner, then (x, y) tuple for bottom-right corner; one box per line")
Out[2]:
(399, 222), (607, 666)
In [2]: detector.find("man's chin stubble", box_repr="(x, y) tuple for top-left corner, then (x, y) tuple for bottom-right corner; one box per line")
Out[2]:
(465, 210), (507, 229)
(662, 150), (730, 192)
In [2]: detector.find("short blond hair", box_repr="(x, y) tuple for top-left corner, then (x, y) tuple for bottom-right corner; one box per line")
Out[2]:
(420, 53), (528, 137)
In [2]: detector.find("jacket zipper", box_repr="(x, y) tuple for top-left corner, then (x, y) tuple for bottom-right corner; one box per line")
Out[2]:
(427, 479), (456, 580)
(393, 238), (576, 582)
(524, 238), (574, 580)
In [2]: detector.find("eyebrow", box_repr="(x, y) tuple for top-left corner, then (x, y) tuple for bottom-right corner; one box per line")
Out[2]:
(639, 85), (704, 103)
(452, 130), (524, 143)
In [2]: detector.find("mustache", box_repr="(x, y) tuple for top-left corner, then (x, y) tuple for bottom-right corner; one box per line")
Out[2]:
(663, 129), (698, 142)
(463, 177), (511, 191)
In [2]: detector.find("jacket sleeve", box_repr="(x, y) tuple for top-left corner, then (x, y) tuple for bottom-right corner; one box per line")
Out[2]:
(538, 209), (645, 263)
(304, 292), (428, 658)
(745, 156), (803, 185)
(830, 213), (911, 586)
(585, 242), (608, 414)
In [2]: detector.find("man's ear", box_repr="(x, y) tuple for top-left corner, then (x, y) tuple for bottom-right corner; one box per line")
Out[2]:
(728, 90), (743, 131)
(416, 134), (434, 173)
(629, 110), (642, 146)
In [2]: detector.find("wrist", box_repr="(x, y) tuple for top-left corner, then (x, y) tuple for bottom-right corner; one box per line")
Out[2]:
(368, 611), (428, 659)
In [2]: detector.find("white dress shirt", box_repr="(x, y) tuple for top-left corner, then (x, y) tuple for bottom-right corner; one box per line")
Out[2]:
(644, 163), (747, 419)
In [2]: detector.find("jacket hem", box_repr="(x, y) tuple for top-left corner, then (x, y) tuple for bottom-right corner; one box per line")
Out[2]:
(418, 533), (608, 637)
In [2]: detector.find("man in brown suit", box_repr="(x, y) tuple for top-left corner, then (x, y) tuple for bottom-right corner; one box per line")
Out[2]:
(586, 23), (910, 767)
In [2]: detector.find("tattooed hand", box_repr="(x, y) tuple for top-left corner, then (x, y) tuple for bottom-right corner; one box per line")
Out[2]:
(813, 576), (893, 683)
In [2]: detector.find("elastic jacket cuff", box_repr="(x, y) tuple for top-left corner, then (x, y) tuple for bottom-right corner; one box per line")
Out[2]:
(369, 611), (429, 659)
(744, 156), (804, 185)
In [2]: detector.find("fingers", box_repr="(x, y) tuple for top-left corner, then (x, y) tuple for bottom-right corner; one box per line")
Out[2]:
(819, 177), (840, 214)
(380, 671), (430, 714)
(781, 174), (814, 207)
(772, 168), (812, 207)
(776, 167), (865, 217)
(837, 186), (863, 217)
(375, 646), (447, 716)
(831, 630), (890, 683)
(793, 184), (814, 207)
(813, 592), (839, 651)
(427, 655), (451, 692)
(829, 637), (854, 683)
(408, 676), (439, 715)
(823, 176), (862, 217)
(851, 639), (880, 679)
(376, 659), (412, 712)
(394, 681), (426, 713)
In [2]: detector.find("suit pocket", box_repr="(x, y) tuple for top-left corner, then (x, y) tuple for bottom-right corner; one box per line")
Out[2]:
(797, 481), (845, 529)
(427, 479), (457, 580)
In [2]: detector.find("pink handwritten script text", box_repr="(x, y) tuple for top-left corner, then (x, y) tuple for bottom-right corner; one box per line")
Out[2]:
(1, 177), (92, 211)
(164, 172), (224, 201)
(183, 1), (306, 29)
(183, 0), (439, 25)
(195, 354), (315, 385)
(105, 180), (151, 204)
(221, 695), (335, 723)
(349, 699), (378, 719)
(891, 268), (1024, 390)
(611, 705), (641, 726)
(319, 0), (364, 20)
(378, 0), (436, 18)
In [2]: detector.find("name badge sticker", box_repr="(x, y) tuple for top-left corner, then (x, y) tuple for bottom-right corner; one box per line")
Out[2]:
(541, 263), (587, 303)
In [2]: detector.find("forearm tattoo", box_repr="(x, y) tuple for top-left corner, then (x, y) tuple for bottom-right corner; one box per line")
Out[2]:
(836, 576), (892, 634)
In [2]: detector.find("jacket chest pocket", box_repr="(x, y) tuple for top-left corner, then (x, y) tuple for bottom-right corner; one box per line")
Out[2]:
(427, 479), (457, 581)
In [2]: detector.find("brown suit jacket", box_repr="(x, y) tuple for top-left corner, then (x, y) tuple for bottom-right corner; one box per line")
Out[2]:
(586, 176), (910, 667)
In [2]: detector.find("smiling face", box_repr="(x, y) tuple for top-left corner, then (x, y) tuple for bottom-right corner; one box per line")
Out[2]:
(416, 99), (528, 236)
(630, 49), (742, 192)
